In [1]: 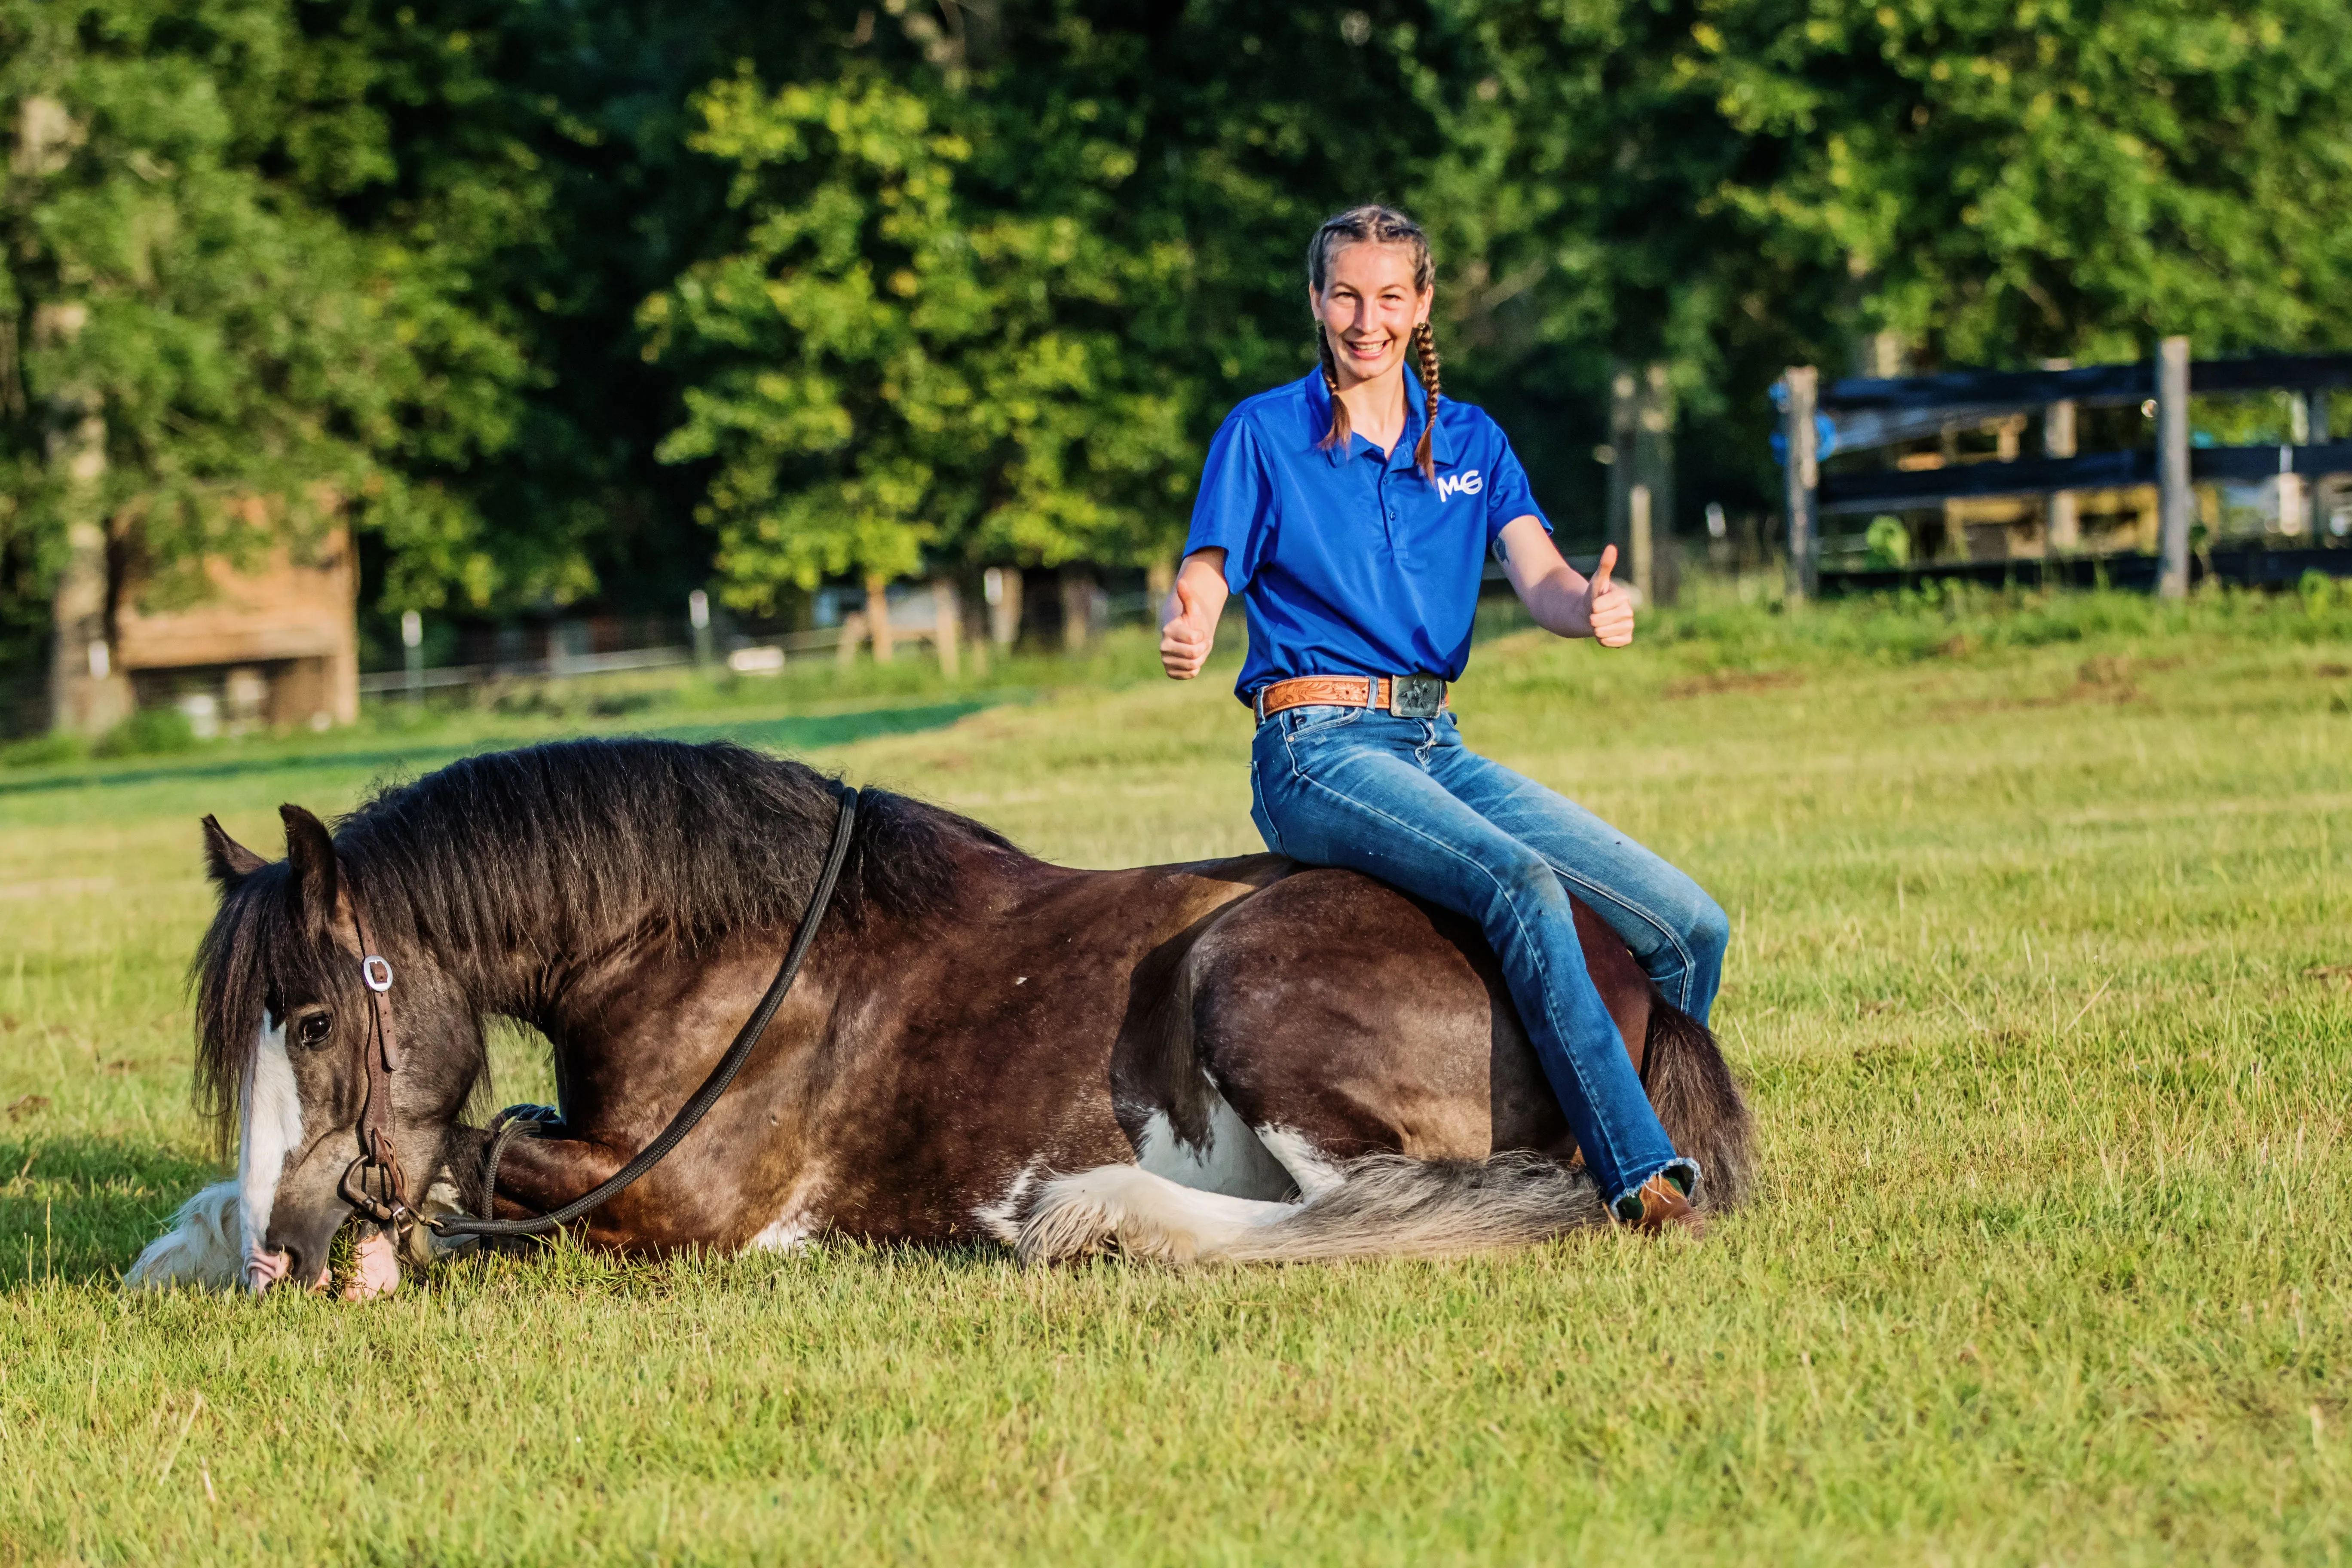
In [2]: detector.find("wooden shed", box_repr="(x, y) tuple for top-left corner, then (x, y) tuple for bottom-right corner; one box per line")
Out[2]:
(98, 530), (360, 736)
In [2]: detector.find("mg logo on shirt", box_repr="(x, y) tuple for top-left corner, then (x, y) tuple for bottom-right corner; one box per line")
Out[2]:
(1435, 469), (1483, 502)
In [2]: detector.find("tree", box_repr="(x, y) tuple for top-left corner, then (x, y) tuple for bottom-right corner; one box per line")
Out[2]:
(0, 0), (555, 727)
(1409, 0), (2352, 539)
(1689, 0), (2352, 365)
(641, 66), (1190, 612)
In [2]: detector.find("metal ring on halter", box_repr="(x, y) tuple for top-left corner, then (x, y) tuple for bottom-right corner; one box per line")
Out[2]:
(339, 1147), (409, 1227)
(362, 955), (394, 992)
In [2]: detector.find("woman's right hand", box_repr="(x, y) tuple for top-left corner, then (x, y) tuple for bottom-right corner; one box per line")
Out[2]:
(1159, 554), (1228, 680)
(1161, 579), (1214, 680)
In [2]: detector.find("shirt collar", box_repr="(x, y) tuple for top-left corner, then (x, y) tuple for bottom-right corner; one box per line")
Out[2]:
(1302, 364), (1457, 471)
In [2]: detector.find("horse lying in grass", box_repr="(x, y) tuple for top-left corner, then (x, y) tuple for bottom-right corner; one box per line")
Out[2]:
(128, 738), (1754, 1295)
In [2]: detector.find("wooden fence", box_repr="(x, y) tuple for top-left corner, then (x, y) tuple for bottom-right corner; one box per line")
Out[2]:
(1778, 344), (2352, 600)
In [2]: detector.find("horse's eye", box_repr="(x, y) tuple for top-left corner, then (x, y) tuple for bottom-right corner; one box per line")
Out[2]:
(296, 1013), (333, 1049)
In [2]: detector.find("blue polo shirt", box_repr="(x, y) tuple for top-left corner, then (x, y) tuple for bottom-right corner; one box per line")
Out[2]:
(1184, 368), (1548, 702)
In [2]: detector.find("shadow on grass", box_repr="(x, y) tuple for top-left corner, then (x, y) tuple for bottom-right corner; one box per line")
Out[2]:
(0, 1132), (224, 1289)
(0, 699), (997, 799)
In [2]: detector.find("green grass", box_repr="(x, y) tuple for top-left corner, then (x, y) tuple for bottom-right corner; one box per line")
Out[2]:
(3, 584), (2350, 1564)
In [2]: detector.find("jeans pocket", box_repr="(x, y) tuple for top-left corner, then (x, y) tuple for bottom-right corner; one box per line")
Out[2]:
(1283, 704), (1363, 738)
(1247, 754), (1284, 854)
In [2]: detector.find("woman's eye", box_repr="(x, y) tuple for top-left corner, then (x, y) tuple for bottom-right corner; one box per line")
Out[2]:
(297, 1015), (332, 1048)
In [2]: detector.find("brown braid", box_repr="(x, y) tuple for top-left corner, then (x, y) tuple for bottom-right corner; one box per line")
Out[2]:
(1411, 319), (1441, 481)
(1306, 204), (1436, 476)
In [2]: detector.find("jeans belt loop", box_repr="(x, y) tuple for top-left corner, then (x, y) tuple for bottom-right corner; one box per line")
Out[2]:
(1365, 676), (1380, 712)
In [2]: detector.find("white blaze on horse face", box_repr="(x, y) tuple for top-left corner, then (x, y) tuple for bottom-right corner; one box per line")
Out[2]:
(238, 1015), (302, 1291)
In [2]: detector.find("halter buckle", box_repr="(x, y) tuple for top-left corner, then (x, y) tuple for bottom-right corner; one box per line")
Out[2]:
(339, 1152), (407, 1226)
(361, 954), (394, 992)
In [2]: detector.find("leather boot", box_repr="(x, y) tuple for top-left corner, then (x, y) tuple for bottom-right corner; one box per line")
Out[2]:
(1618, 1171), (1704, 1236)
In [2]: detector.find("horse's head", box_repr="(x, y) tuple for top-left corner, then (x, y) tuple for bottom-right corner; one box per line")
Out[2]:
(196, 807), (484, 1293)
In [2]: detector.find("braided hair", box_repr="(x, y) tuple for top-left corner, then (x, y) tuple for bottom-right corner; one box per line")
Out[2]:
(1307, 204), (1440, 481)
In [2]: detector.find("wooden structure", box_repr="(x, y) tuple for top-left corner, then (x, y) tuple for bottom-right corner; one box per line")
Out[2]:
(98, 531), (360, 735)
(1778, 346), (2352, 600)
(831, 579), (966, 674)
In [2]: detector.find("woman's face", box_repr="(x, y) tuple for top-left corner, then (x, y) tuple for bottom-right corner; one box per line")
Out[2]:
(1313, 241), (1431, 388)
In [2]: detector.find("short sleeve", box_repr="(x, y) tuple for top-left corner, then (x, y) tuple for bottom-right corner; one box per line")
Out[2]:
(1480, 433), (1548, 544)
(1184, 414), (1277, 592)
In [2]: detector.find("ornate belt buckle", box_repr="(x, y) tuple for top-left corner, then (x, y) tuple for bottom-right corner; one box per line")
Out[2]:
(1389, 674), (1445, 718)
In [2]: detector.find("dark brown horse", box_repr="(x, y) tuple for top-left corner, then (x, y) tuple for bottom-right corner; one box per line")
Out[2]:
(128, 738), (1753, 1294)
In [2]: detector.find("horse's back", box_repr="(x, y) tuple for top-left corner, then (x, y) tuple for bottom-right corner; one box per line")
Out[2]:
(1174, 865), (1658, 1164)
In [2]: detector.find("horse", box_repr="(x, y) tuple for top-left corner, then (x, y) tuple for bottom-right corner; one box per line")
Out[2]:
(126, 737), (1755, 1295)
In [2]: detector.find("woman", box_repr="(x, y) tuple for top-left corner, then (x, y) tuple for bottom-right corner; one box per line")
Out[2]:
(1158, 204), (1727, 1234)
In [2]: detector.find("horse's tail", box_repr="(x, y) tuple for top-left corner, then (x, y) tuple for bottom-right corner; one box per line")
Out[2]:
(1016, 990), (1755, 1268)
(1016, 1149), (1607, 1265)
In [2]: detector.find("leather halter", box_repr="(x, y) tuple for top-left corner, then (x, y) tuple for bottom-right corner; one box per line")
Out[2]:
(315, 785), (861, 1247)
(336, 891), (413, 1229)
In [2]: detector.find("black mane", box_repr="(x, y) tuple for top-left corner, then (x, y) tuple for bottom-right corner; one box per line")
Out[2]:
(193, 738), (1013, 1133)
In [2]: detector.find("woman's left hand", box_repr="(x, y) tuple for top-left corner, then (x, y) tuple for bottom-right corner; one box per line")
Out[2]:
(1583, 544), (1635, 648)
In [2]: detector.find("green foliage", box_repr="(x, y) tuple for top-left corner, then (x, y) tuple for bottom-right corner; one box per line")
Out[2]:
(6, 0), (2352, 656)
(1691, 0), (2352, 364)
(0, 0), (551, 618)
(1863, 514), (1910, 567)
(0, 729), (84, 768)
(644, 68), (1188, 608)
(1411, 0), (2352, 521)
(89, 702), (194, 756)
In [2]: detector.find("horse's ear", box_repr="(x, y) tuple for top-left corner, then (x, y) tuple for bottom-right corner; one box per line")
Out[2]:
(279, 804), (339, 931)
(200, 815), (268, 891)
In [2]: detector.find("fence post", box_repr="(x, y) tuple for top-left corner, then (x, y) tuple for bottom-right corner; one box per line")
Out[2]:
(2156, 336), (2192, 598)
(2041, 359), (2078, 553)
(983, 567), (1021, 649)
(930, 579), (960, 677)
(1629, 484), (1654, 605)
(1781, 366), (1819, 603)
(401, 611), (424, 705)
(688, 590), (712, 667)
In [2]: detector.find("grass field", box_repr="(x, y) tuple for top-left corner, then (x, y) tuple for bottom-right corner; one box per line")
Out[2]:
(3, 582), (2349, 1564)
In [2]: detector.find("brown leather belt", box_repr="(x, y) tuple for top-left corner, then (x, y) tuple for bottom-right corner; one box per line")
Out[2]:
(1252, 674), (1449, 721)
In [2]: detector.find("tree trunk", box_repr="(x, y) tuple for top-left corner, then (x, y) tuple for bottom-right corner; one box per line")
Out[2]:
(1059, 566), (1098, 652)
(984, 567), (1022, 648)
(1605, 361), (1637, 555)
(36, 296), (132, 736)
(1633, 362), (1677, 605)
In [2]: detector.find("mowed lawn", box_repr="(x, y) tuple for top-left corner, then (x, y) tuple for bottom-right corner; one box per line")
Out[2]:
(2, 586), (2348, 1565)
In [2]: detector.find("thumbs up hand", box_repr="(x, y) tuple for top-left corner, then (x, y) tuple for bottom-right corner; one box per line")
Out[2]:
(1583, 544), (1635, 648)
(1161, 577), (1214, 680)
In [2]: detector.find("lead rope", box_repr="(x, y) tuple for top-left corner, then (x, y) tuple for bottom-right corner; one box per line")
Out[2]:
(433, 786), (860, 1242)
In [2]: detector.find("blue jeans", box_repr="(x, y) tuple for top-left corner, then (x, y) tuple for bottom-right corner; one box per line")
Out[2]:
(1249, 704), (1728, 1209)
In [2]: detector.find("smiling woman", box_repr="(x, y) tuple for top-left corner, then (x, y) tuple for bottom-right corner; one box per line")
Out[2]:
(1155, 203), (1727, 1232)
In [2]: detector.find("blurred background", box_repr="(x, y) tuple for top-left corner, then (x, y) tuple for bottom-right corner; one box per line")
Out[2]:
(3, 0), (2349, 750)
